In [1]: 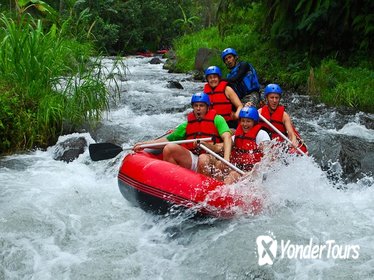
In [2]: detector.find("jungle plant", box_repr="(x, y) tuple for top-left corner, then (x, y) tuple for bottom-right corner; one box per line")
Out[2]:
(173, 4), (200, 35)
(0, 14), (112, 153)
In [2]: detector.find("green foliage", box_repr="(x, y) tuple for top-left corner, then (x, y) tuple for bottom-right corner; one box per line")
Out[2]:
(217, 0), (260, 38)
(172, 5), (373, 113)
(0, 83), (28, 151)
(312, 60), (374, 112)
(53, 0), (210, 54)
(90, 15), (120, 53)
(261, 0), (373, 60)
(66, 0), (184, 54)
(15, 0), (57, 18)
(2, 0), (221, 54)
(0, 14), (111, 153)
(59, 6), (94, 42)
(173, 27), (222, 72)
(173, 23), (310, 88)
(173, 4), (200, 35)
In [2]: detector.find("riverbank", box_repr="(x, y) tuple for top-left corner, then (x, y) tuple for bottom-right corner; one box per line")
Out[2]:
(167, 27), (373, 113)
(0, 16), (113, 155)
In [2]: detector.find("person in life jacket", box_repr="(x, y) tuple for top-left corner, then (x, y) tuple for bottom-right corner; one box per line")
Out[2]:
(203, 66), (243, 129)
(221, 48), (262, 108)
(199, 106), (270, 184)
(133, 92), (232, 175)
(258, 84), (307, 154)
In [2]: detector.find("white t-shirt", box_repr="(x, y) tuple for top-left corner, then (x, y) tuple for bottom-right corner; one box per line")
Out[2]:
(232, 129), (270, 145)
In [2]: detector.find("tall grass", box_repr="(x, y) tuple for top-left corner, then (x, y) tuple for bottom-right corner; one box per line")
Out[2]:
(311, 60), (374, 112)
(0, 15), (111, 153)
(173, 27), (222, 72)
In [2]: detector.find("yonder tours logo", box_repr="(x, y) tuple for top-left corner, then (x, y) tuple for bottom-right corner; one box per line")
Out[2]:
(256, 234), (360, 266)
(256, 235), (277, 265)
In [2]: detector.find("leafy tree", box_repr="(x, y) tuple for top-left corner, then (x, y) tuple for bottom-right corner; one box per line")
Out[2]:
(216, 0), (259, 37)
(261, 0), (373, 62)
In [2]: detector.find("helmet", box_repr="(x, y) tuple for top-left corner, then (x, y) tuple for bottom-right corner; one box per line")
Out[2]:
(191, 92), (210, 106)
(239, 106), (259, 122)
(264, 83), (282, 97)
(204, 66), (222, 78)
(221, 48), (238, 61)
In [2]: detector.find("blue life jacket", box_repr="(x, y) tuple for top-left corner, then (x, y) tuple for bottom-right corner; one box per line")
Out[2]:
(227, 62), (260, 99)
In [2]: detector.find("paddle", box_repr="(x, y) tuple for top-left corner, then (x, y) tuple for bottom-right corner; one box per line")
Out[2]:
(259, 114), (307, 156)
(89, 137), (212, 161)
(89, 129), (173, 161)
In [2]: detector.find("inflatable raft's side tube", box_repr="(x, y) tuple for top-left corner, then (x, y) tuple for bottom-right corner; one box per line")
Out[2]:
(117, 152), (262, 218)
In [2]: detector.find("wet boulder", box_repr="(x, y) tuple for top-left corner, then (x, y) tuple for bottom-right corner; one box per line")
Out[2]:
(53, 137), (87, 163)
(360, 114), (374, 130)
(167, 81), (183, 89)
(310, 131), (374, 182)
(194, 48), (218, 72)
(163, 50), (181, 73)
(338, 135), (374, 181)
(149, 57), (162, 64)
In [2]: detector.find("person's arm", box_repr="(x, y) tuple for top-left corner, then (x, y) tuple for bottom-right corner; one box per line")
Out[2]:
(133, 122), (186, 152)
(282, 112), (298, 147)
(225, 85), (243, 120)
(221, 131), (232, 161)
(133, 137), (169, 152)
(224, 62), (250, 83)
(199, 141), (224, 154)
(214, 115), (233, 161)
(166, 122), (187, 141)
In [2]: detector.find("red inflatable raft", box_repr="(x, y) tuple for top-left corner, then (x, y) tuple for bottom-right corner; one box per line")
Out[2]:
(118, 151), (263, 218)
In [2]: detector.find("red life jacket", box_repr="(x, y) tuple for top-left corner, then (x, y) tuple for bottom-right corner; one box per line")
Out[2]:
(183, 109), (221, 154)
(203, 81), (232, 121)
(261, 105), (309, 154)
(259, 105), (287, 142)
(230, 124), (263, 171)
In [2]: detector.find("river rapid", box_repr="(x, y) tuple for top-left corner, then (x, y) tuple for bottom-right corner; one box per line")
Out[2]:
(1, 56), (373, 280)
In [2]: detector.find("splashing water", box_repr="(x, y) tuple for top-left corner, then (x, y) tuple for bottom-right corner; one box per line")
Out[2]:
(1, 57), (373, 279)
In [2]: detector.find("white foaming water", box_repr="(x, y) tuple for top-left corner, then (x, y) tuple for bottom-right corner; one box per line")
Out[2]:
(309, 111), (374, 141)
(1, 57), (373, 280)
(335, 122), (374, 141)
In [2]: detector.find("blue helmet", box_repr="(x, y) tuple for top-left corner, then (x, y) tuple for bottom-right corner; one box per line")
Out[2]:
(239, 106), (259, 122)
(204, 66), (222, 78)
(191, 92), (210, 106)
(264, 84), (282, 97)
(221, 48), (238, 61)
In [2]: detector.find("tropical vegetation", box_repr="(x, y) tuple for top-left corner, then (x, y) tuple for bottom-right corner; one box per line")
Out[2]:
(173, 1), (373, 112)
(0, 0), (372, 155)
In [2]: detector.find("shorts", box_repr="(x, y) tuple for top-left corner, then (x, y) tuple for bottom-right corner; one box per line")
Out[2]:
(189, 151), (198, 172)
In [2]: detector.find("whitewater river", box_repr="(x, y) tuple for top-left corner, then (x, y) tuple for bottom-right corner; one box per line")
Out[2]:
(1, 57), (374, 279)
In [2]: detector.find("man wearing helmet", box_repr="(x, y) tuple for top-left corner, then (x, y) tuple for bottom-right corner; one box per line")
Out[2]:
(221, 48), (261, 107)
(259, 84), (299, 148)
(203, 65), (243, 128)
(134, 92), (232, 174)
(199, 106), (270, 184)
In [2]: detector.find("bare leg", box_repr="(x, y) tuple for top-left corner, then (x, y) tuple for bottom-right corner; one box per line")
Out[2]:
(162, 143), (192, 169)
(224, 170), (241, 185)
(197, 154), (215, 176)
